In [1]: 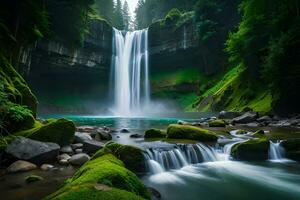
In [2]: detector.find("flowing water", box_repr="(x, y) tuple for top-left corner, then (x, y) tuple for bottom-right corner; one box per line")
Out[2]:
(110, 28), (150, 116)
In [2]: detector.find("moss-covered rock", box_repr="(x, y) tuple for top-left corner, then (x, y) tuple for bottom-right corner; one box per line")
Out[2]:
(25, 175), (43, 183)
(15, 119), (75, 146)
(166, 124), (218, 142)
(144, 129), (166, 139)
(281, 139), (300, 161)
(231, 139), (269, 161)
(93, 142), (146, 174)
(251, 130), (265, 138)
(45, 154), (149, 200)
(46, 183), (145, 200)
(208, 119), (226, 127)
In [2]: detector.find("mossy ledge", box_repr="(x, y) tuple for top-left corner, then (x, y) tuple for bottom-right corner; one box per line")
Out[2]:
(14, 118), (75, 146)
(45, 154), (150, 200)
(166, 124), (218, 142)
(144, 129), (166, 139)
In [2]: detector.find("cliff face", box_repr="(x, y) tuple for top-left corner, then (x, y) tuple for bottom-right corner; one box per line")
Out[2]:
(19, 20), (113, 114)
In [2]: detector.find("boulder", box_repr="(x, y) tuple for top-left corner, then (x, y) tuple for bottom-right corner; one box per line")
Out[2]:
(76, 126), (96, 133)
(5, 137), (60, 164)
(7, 160), (37, 173)
(40, 164), (54, 171)
(231, 139), (269, 161)
(120, 129), (130, 133)
(166, 124), (218, 142)
(69, 153), (90, 166)
(208, 119), (226, 127)
(71, 143), (83, 149)
(219, 111), (240, 119)
(232, 112), (258, 124)
(144, 129), (166, 138)
(257, 116), (272, 122)
(83, 140), (104, 154)
(59, 159), (69, 166)
(74, 132), (92, 143)
(57, 153), (71, 161)
(75, 149), (83, 154)
(94, 127), (112, 141)
(60, 145), (74, 154)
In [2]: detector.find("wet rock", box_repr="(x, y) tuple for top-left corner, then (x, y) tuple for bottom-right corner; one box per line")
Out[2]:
(25, 175), (43, 183)
(75, 149), (83, 154)
(71, 143), (83, 150)
(76, 126), (96, 133)
(232, 112), (258, 124)
(94, 127), (112, 141)
(69, 153), (90, 166)
(269, 120), (292, 127)
(7, 160), (37, 173)
(144, 129), (166, 138)
(281, 139), (300, 161)
(246, 122), (260, 127)
(83, 140), (104, 154)
(120, 129), (130, 133)
(59, 159), (69, 166)
(40, 164), (54, 171)
(257, 115), (272, 122)
(74, 132), (92, 143)
(5, 137), (60, 164)
(219, 111), (240, 119)
(57, 153), (71, 161)
(208, 119), (226, 127)
(177, 120), (191, 125)
(148, 187), (161, 199)
(60, 145), (73, 154)
(130, 134), (143, 138)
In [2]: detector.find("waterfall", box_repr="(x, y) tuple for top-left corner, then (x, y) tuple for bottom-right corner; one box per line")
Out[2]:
(144, 143), (220, 174)
(111, 28), (150, 116)
(183, 26), (187, 49)
(269, 140), (285, 160)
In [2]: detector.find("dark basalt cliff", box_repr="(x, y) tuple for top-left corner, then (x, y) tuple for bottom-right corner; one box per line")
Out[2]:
(20, 20), (113, 114)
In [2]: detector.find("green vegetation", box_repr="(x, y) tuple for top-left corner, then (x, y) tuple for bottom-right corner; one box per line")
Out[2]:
(144, 129), (166, 138)
(25, 175), (44, 183)
(208, 119), (226, 127)
(167, 124), (218, 142)
(45, 154), (149, 200)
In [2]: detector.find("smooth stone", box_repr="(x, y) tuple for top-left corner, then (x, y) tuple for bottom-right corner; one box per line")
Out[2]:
(76, 126), (96, 133)
(83, 140), (104, 154)
(60, 145), (74, 154)
(7, 160), (37, 173)
(57, 153), (71, 161)
(59, 159), (69, 166)
(40, 164), (54, 171)
(71, 143), (83, 149)
(25, 175), (43, 183)
(5, 137), (60, 165)
(219, 111), (240, 119)
(130, 134), (143, 138)
(75, 149), (83, 154)
(177, 120), (191, 125)
(94, 127), (112, 141)
(69, 153), (90, 166)
(232, 112), (258, 124)
(74, 132), (92, 143)
(120, 129), (130, 133)
(257, 115), (272, 122)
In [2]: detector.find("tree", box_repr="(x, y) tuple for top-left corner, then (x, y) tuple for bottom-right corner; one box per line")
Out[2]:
(94, 0), (114, 23)
(113, 0), (124, 30)
(122, 1), (132, 30)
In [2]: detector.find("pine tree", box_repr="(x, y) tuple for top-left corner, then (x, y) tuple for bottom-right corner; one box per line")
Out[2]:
(122, 1), (131, 30)
(113, 0), (124, 30)
(94, 0), (114, 23)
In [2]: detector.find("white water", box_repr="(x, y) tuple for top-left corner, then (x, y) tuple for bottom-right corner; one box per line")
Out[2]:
(111, 28), (150, 116)
(268, 140), (293, 163)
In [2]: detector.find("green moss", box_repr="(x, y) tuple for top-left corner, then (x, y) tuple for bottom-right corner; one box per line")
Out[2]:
(167, 124), (218, 142)
(25, 175), (43, 183)
(47, 154), (149, 200)
(231, 138), (269, 161)
(93, 143), (146, 174)
(144, 129), (166, 138)
(208, 119), (226, 127)
(15, 118), (75, 146)
(252, 130), (265, 138)
(46, 184), (145, 200)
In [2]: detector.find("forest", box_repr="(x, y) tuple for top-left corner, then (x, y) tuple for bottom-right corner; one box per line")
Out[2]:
(0, 0), (300, 200)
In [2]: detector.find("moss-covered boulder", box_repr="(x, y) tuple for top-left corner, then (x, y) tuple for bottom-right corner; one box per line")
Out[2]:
(251, 130), (265, 138)
(45, 154), (149, 200)
(15, 119), (75, 146)
(281, 139), (300, 161)
(144, 129), (166, 138)
(166, 124), (218, 142)
(208, 119), (226, 127)
(25, 175), (43, 183)
(231, 139), (269, 161)
(93, 142), (146, 174)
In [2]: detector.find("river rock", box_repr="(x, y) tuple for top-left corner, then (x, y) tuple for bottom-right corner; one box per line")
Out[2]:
(40, 164), (54, 171)
(5, 137), (60, 164)
(232, 112), (258, 124)
(7, 160), (37, 173)
(219, 111), (240, 119)
(69, 153), (90, 165)
(148, 187), (162, 199)
(57, 153), (71, 161)
(74, 132), (92, 143)
(130, 134), (143, 138)
(60, 145), (74, 154)
(94, 127), (112, 141)
(25, 175), (43, 183)
(83, 140), (104, 154)
(257, 115), (272, 122)
(71, 143), (83, 149)
(120, 129), (130, 133)
(75, 149), (83, 154)
(76, 126), (96, 133)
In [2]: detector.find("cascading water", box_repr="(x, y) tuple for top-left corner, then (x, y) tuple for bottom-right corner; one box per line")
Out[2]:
(269, 140), (286, 161)
(111, 28), (150, 116)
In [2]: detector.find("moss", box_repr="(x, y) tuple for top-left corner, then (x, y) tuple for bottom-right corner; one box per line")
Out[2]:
(231, 138), (269, 161)
(208, 119), (226, 127)
(166, 124), (218, 142)
(93, 142), (146, 174)
(144, 129), (166, 139)
(252, 130), (265, 138)
(46, 183), (145, 200)
(46, 154), (149, 200)
(15, 118), (75, 146)
(25, 175), (43, 183)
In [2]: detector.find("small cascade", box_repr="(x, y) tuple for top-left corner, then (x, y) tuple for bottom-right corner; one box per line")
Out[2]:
(144, 143), (219, 174)
(269, 140), (285, 160)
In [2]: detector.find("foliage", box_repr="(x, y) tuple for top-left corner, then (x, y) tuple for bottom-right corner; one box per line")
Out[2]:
(165, 8), (182, 26)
